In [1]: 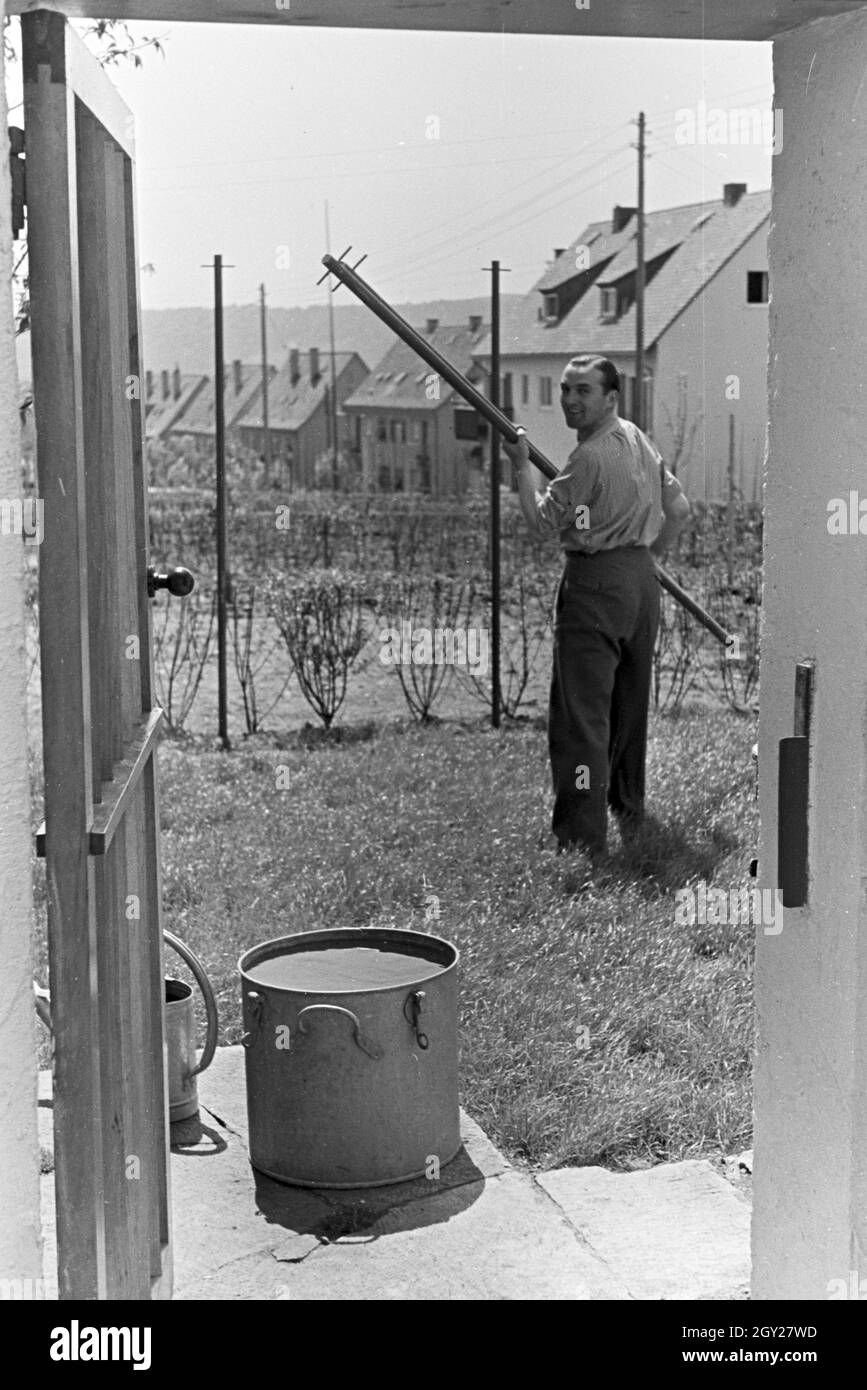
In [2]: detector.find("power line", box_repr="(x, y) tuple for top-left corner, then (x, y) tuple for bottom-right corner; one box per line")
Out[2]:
(150, 120), (633, 173)
(368, 121), (635, 264)
(140, 80), (774, 177)
(371, 149), (633, 285)
(142, 149), (586, 194)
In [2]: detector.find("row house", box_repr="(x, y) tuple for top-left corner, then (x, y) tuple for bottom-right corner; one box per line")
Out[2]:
(342, 316), (504, 498)
(168, 358), (275, 449)
(473, 184), (770, 501)
(236, 347), (368, 489)
(144, 367), (208, 441)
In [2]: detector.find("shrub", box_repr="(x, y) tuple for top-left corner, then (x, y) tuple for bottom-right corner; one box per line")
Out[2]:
(266, 569), (369, 729)
(152, 583), (216, 733)
(228, 581), (292, 735)
(454, 569), (554, 720)
(375, 572), (478, 724)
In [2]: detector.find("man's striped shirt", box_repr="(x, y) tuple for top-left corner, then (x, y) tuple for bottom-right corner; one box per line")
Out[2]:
(535, 413), (672, 553)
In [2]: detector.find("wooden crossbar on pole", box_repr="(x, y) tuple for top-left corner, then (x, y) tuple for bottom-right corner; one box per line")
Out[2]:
(320, 254), (731, 648)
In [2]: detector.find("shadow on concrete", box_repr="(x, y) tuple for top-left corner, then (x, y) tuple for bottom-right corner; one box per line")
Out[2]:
(252, 1141), (486, 1241)
(170, 1113), (229, 1156)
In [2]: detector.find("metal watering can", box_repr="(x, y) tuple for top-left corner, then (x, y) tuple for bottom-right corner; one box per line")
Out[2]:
(164, 930), (219, 1122)
(34, 930), (218, 1124)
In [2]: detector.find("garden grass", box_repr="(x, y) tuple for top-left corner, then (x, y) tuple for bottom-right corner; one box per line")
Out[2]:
(124, 706), (759, 1172)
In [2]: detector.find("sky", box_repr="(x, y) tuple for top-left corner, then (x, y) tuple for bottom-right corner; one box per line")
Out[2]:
(8, 20), (774, 312)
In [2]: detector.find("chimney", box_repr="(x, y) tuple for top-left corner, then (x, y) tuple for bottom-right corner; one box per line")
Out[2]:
(289, 347), (300, 385)
(160, 369), (170, 401)
(172, 366), (181, 400)
(425, 318), (439, 334)
(310, 347), (320, 384)
(723, 182), (747, 207)
(611, 205), (636, 234)
(468, 314), (483, 332)
(145, 370), (154, 399)
(232, 358), (243, 394)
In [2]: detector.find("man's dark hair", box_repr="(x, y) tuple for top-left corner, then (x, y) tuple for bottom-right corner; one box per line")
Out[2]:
(564, 355), (620, 395)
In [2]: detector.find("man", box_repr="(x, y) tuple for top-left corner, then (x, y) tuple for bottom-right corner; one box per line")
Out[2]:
(503, 355), (690, 856)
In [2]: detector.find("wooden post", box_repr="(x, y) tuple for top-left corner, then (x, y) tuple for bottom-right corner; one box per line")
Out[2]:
(213, 254), (230, 751)
(324, 201), (340, 490)
(259, 282), (272, 486)
(727, 411), (735, 586)
(634, 111), (646, 432)
(487, 260), (502, 728)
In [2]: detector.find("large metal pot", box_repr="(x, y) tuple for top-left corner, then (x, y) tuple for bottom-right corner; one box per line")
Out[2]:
(238, 927), (460, 1188)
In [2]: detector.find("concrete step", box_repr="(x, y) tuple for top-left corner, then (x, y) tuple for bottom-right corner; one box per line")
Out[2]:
(38, 1046), (751, 1300)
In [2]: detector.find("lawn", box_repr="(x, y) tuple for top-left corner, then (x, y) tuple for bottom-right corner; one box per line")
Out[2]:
(145, 705), (757, 1172)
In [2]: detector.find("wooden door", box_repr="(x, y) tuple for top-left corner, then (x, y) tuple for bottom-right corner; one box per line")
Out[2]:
(24, 9), (172, 1299)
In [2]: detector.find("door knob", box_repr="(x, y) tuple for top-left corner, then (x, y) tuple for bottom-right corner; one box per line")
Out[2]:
(147, 564), (195, 599)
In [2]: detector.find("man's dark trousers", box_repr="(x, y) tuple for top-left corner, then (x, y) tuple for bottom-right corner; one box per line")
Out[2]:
(549, 545), (660, 853)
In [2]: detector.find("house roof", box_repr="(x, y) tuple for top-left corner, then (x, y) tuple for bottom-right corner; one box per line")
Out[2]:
(238, 351), (364, 432)
(477, 189), (771, 359)
(145, 372), (208, 439)
(535, 218), (633, 293)
(170, 362), (271, 436)
(343, 321), (489, 413)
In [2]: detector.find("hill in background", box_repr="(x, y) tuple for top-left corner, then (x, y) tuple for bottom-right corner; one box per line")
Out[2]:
(15, 294), (523, 390)
(139, 296), (523, 377)
(15, 296), (522, 386)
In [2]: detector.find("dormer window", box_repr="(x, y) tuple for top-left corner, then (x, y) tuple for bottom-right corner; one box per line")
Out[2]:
(600, 286), (618, 321)
(543, 293), (559, 322)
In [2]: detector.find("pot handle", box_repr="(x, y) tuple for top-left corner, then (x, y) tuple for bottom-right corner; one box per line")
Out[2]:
(296, 1004), (383, 1061)
(163, 929), (219, 1077)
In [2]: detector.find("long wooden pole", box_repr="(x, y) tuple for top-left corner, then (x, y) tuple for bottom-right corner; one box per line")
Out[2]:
(321, 254), (730, 647)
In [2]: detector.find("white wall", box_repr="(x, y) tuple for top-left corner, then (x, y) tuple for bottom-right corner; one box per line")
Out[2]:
(0, 0), (43, 1293)
(653, 223), (769, 502)
(754, 5), (867, 1299)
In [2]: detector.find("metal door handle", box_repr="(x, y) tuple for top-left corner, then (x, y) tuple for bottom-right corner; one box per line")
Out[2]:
(147, 564), (195, 598)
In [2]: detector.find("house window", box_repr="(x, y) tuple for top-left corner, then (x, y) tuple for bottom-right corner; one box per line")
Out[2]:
(454, 408), (481, 441)
(539, 376), (553, 408)
(521, 374), (529, 406)
(502, 373), (513, 410)
(543, 293), (559, 322)
(376, 417), (387, 441)
(747, 270), (769, 304)
(600, 286), (618, 320)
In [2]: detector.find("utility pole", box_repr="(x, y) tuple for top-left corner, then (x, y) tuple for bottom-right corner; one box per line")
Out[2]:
(202, 252), (234, 751)
(324, 201), (340, 490)
(635, 110), (646, 431)
(726, 412), (736, 587)
(259, 283), (272, 486)
(484, 259), (510, 729)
